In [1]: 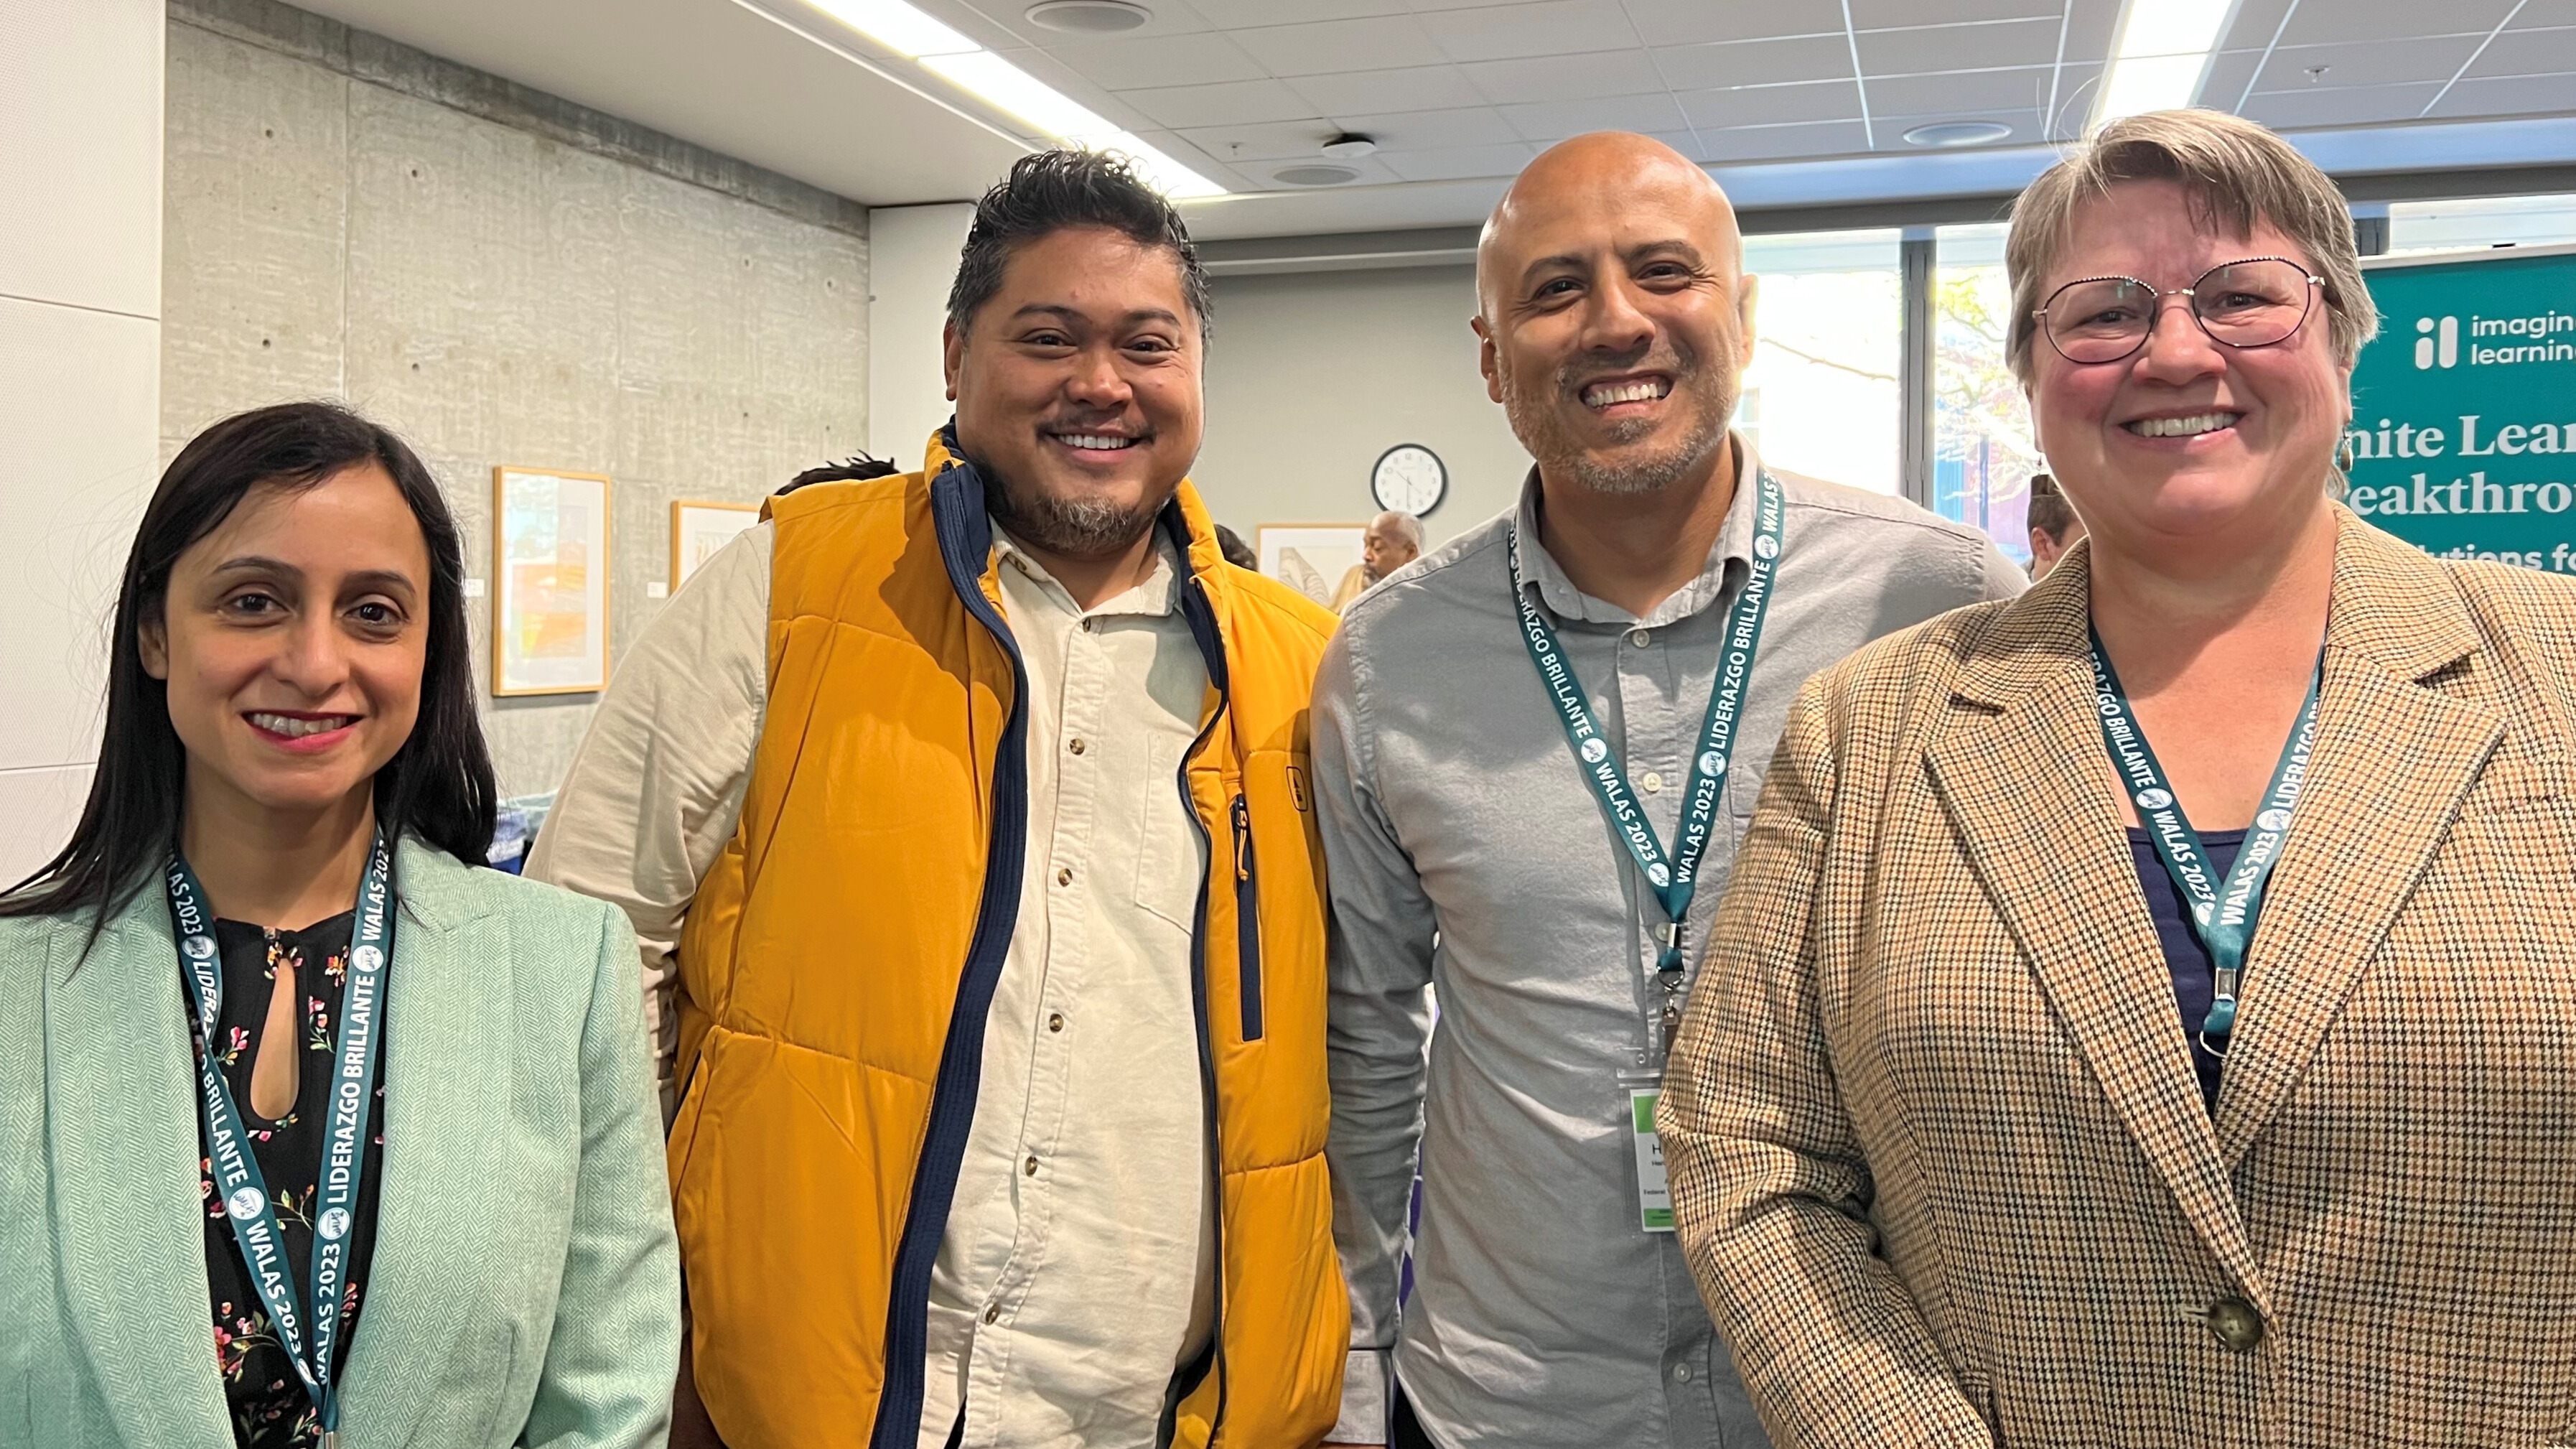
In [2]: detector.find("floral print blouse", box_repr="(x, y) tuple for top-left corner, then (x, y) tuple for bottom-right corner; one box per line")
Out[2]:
(189, 911), (386, 1448)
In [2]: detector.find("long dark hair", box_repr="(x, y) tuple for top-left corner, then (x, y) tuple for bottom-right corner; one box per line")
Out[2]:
(0, 401), (497, 926)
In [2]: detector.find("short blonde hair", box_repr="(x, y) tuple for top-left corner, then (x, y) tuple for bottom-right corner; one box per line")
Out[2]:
(2005, 108), (2378, 385)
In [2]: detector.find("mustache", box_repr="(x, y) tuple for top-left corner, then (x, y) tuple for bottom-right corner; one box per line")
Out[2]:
(1556, 345), (1697, 398)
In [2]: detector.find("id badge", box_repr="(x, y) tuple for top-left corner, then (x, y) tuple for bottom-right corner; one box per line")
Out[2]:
(1626, 1084), (1674, 1234)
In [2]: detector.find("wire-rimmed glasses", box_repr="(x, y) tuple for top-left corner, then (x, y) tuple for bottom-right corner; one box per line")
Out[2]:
(2034, 257), (2324, 365)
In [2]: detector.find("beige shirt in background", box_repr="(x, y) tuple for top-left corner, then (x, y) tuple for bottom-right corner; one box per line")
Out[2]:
(526, 521), (1217, 1449)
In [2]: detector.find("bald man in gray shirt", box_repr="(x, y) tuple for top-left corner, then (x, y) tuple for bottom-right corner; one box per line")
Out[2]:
(1314, 133), (2022, 1449)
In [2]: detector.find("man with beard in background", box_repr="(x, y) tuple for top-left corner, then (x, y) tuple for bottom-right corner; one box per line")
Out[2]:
(1310, 132), (2022, 1449)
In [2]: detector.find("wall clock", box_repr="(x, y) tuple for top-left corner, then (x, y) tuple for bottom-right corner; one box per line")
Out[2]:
(1371, 442), (1447, 517)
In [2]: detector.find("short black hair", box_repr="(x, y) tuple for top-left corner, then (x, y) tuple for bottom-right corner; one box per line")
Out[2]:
(2027, 472), (2078, 542)
(946, 148), (1211, 346)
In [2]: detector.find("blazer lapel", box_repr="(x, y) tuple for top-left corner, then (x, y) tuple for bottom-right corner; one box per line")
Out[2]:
(45, 894), (235, 1448)
(338, 840), (505, 1447)
(1924, 551), (2264, 1294)
(2214, 512), (2503, 1166)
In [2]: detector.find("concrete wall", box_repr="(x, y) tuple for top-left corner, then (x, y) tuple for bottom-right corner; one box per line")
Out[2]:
(0, 0), (164, 883)
(162, 0), (871, 798)
(1194, 265), (1530, 550)
(867, 202), (974, 472)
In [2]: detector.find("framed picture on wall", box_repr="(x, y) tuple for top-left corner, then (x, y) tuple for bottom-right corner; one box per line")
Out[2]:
(493, 465), (612, 696)
(1256, 523), (1369, 611)
(670, 499), (761, 588)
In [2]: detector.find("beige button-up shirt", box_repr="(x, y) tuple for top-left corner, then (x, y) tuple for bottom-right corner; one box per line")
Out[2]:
(526, 520), (1215, 1448)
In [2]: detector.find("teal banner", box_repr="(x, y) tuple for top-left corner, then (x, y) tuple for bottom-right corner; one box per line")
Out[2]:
(2348, 244), (2576, 573)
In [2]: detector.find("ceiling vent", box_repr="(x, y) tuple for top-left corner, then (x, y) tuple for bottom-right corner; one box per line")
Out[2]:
(1025, 1), (1152, 34)
(1902, 120), (2014, 148)
(1273, 164), (1363, 187)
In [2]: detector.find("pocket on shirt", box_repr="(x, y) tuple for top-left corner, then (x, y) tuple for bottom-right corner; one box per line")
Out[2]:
(1134, 737), (1203, 933)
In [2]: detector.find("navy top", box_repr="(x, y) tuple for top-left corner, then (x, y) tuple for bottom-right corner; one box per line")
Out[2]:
(2129, 827), (2245, 1114)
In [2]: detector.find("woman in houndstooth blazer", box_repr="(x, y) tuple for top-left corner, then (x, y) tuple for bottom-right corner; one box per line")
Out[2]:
(1660, 109), (2576, 1448)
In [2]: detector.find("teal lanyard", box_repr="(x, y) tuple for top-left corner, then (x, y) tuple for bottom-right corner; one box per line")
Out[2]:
(170, 831), (395, 1445)
(2089, 633), (2320, 1054)
(1509, 470), (1784, 1050)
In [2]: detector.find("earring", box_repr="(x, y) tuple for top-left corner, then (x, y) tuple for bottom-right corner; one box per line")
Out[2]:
(2334, 432), (2357, 475)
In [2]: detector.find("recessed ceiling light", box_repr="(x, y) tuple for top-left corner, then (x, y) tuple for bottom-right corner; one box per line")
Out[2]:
(1320, 131), (1378, 158)
(1025, 1), (1152, 34)
(2091, 0), (2235, 129)
(1274, 164), (1361, 187)
(1902, 120), (2013, 148)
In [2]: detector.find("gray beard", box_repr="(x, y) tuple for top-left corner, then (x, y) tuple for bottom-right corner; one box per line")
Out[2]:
(983, 470), (1161, 559)
(1498, 349), (1734, 495)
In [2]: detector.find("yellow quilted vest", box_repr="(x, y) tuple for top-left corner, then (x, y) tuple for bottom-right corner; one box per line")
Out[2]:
(668, 432), (1348, 1448)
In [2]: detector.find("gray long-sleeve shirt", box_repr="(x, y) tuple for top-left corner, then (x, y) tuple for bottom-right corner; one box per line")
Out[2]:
(1315, 438), (2023, 1449)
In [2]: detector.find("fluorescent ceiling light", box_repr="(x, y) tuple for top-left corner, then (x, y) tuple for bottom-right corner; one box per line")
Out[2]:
(808, 0), (976, 57)
(803, 0), (1226, 195)
(2092, 0), (2236, 130)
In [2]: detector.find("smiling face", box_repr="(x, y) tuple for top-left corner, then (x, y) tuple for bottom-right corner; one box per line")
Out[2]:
(2027, 178), (2351, 559)
(1475, 134), (1755, 496)
(140, 462), (431, 826)
(944, 225), (1203, 557)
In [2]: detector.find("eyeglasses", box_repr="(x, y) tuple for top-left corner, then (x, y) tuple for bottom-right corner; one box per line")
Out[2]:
(2033, 257), (2323, 365)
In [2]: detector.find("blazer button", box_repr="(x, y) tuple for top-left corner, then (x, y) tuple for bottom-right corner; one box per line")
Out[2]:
(2207, 1297), (2264, 1352)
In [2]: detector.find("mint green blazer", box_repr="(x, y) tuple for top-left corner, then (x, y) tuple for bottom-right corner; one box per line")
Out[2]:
(0, 837), (680, 1448)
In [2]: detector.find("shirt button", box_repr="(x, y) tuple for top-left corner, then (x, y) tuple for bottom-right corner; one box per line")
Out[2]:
(984, 1304), (1000, 1324)
(1023, 1155), (1040, 1176)
(1672, 1363), (1692, 1382)
(2206, 1297), (2264, 1353)
(1068, 737), (1086, 755)
(1629, 628), (1651, 646)
(1056, 867), (1073, 887)
(1641, 770), (1664, 793)
(1048, 1012), (1065, 1033)
(1081, 618), (1096, 633)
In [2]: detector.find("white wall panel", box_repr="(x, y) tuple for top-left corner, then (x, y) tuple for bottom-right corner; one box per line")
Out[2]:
(867, 202), (974, 472)
(0, 0), (164, 317)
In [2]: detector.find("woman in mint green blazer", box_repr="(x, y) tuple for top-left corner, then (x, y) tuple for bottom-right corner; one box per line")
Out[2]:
(0, 403), (678, 1448)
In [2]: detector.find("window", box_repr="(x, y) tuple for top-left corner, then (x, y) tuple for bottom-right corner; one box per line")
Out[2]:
(1740, 230), (1903, 495)
(1932, 223), (2044, 565)
(2387, 193), (2576, 256)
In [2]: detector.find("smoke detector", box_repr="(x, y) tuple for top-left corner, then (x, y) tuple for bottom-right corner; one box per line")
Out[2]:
(1025, 1), (1152, 34)
(1320, 132), (1378, 158)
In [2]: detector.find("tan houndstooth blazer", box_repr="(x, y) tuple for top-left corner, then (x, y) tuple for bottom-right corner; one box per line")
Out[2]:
(1659, 505), (2576, 1449)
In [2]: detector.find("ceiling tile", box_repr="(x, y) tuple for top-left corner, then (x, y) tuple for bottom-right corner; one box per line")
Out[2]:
(1383, 139), (1540, 180)
(1126, 127), (1259, 190)
(2240, 80), (2447, 129)
(1419, 0), (1641, 63)
(1177, 118), (1344, 162)
(1324, 104), (1522, 147)
(1698, 118), (1872, 162)
(1676, 78), (1865, 129)
(1499, 91), (1689, 141)
(1654, 34), (1855, 90)
(2282, 0), (2513, 45)
(1231, 15), (1450, 74)
(1461, 49), (1669, 105)
(2198, 50), (2265, 111)
(1624, 0), (1847, 47)
(1855, 17), (2063, 73)
(1186, 0), (1413, 24)
(1287, 63), (1489, 113)
(2045, 62), (2101, 136)
(2468, 25), (2576, 77)
(2428, 73), (2576, 118)
(2250, 36), (2487, 90)
(1864, 65), (2053, 118)
(1848, 0), (2058, 24)
(1115, 78), (1320, 127)
(2512, 0), (2576, 26)
(1050, 32), (1268, 90)
(2218, 0), (2297, 53)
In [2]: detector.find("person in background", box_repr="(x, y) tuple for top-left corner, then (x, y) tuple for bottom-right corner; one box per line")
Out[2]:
(1214, 521), (1259, 570)
(1, 401), (677, 1449)
(1330, 510), (1425, 610)
(1661, 107), (2576, 1447)
(1313, 131), (2022, 1449)
(526, 149), (1348, 1449)
(2026, 470), (2085, 578)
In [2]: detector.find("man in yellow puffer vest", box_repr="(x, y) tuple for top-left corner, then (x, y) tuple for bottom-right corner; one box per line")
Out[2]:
(528, 149), (1348, 1448)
